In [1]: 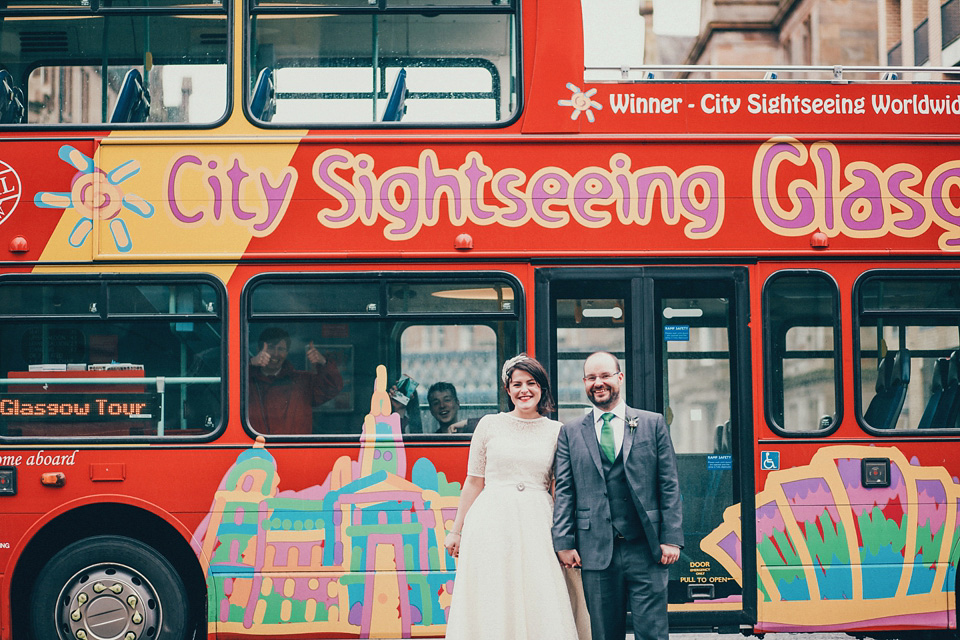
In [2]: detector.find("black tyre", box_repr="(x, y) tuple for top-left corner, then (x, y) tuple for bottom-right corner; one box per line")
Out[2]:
(31, 535), (189, 640)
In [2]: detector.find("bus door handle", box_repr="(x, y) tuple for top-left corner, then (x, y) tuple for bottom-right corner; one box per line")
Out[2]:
(688, 584), (715, 600)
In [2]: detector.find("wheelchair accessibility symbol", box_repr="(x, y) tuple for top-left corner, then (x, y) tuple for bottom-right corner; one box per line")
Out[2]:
(760, 451), (780, 471)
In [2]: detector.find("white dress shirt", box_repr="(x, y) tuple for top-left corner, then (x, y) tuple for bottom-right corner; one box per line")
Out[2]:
(592, 401), (627, 458)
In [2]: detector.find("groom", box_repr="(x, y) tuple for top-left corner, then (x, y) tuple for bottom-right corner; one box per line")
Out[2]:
(552, 351), (683, 640)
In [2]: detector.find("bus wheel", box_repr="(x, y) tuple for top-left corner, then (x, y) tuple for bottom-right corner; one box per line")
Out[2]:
(30, 535), (189, 640)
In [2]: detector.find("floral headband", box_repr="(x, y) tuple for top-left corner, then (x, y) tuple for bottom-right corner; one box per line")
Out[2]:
(501, 354), (529, 385)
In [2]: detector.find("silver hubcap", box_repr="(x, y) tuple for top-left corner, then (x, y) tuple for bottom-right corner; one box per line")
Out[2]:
(57, 563), (160, 640)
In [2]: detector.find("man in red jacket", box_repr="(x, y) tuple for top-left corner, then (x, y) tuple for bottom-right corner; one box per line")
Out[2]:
(248, 327), (343, 434)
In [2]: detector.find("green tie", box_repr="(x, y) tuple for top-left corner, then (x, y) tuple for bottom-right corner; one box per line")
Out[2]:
(599, 412), (616, 463)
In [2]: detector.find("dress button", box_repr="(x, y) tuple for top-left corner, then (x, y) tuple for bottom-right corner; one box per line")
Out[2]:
(517, 482), (525, 491)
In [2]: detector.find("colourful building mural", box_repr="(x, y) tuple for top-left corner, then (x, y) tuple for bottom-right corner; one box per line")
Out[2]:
(193, 365), (462, 637)
(702, 445), (960, 632)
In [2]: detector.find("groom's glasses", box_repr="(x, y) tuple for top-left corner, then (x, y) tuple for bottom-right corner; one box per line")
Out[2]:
(583, 372), (619, 383)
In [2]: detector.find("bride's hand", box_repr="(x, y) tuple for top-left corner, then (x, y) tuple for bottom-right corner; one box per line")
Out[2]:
(444, 532), (461, 557)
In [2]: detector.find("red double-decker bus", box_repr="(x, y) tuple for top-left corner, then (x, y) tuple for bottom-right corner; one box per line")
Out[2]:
(0, 0), (959, 637)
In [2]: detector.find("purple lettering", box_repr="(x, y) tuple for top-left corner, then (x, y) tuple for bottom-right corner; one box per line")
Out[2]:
(888, 170), (926, 231)
(168, 155), (204, 223)
(680, 172), (722, 235)
(424, 153), (460, 223)
(255, 170), (295, 233)
(356, 156), (376, 222)
(314, 152), (357, 224)
(380, 172), (420, 237)
(228, 159), (256, 221)
(464, 154), (494, 221)
(840, 168), (884, 231)
(816, 146), (836, 231)
(572, 172), (614, 224)
(615, 172), (633, 222)
(758, 142), (816, 230)
(495, 173), (527, 222)
(531, 172), (569, 225)
(635, 172), (675, 224)
(206, 172), (222, 221)
(931, 167), (960, 247)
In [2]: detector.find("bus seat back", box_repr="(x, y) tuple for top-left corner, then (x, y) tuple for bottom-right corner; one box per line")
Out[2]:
(864, 350), (910, 429)
(111, 69), (151, 123)
(918, 357), (950, 428)
(251, 67), (275, 122)
(714, 420), (731, 454)
(929, 351), (960, 428)
(382, 69), (407, 122)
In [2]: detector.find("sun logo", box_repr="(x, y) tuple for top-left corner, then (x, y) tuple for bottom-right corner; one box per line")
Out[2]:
(558, 82), (602, 123)
(34, 145), (154, 253)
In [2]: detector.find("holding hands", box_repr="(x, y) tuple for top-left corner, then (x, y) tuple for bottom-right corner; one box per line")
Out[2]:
(558, 545), (676, 566)
(557, 549), (581, 568)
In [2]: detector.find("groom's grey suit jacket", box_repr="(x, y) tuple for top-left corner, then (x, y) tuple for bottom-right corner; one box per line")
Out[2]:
(552, 406), (683, 570)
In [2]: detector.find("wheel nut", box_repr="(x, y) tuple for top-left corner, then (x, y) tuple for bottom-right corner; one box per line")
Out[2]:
(70, 609), (81, 621)
(93, 583), (106, 593)
(124, 633), (137, 640)
(110, 584), (123, 594)
(132, 612), (142, 624)
(76, 631), (87, 640)
(77, 593), (88, 605)
(127, 595), (138, 608)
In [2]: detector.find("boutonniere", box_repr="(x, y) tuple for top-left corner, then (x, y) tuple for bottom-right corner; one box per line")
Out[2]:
(627, 417), (639, 431)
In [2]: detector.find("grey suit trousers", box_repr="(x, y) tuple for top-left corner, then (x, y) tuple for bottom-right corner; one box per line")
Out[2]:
(580, 535), (669, 640)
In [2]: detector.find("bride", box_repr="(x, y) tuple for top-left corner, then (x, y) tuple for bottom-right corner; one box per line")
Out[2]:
(444, 354), (589, 639)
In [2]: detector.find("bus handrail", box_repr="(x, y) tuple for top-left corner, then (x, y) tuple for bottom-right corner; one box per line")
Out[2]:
(0, 377), (221, 385)
(589, 63), (960, 82)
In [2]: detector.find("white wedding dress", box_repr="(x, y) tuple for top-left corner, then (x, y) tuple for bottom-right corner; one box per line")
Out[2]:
(445, 413), (590, 640)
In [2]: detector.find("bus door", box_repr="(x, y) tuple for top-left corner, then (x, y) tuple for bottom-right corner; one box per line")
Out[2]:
(536, 267), (754, 630)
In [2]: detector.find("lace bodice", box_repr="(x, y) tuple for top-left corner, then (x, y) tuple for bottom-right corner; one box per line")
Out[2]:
(466, 412), (562, 490)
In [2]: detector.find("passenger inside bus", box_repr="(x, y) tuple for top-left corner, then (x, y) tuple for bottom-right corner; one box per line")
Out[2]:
(248, 327), (344, 435)
(427, 381), (479, 434)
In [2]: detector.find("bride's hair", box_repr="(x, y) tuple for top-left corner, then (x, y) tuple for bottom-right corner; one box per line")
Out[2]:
(503, 354), (556, 415)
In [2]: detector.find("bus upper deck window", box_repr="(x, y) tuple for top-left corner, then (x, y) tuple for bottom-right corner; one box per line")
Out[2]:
(857, 273), (960, 433)
(763, 272), (841, 434)
(248, 0), (518, 125)
(2, 1), (227, 126)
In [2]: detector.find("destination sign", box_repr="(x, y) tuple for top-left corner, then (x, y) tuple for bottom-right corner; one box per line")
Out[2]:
(0, 393), (157, 422)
